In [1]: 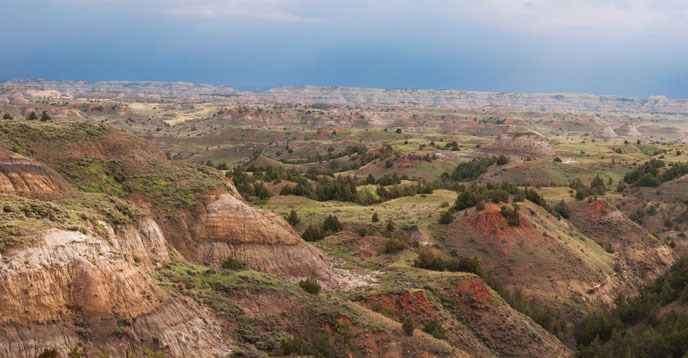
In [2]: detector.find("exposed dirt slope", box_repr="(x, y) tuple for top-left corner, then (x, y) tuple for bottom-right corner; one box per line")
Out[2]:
(444, 202), (627, 314)
(479, 131), (556, 159)
(568, 199), (675, 282)
(0, 222), (232, 357)
(158, 192), (356, 288)
(0, 149), (69, 198)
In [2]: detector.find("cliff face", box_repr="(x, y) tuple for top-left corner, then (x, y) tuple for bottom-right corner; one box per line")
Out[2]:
(146, 191), (355, 289)
(0, 222), (232, 357)
(4, 80), (688, 114)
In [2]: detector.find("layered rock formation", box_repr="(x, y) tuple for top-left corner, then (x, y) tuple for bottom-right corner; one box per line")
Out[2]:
(4, 80), (688, 114)
(479, 131), (556, 159)
(615, 123), (643, 140)
(0, 223), (232, 357)
(0, 150), (67, 198)
(596, 127), (619, 142)
(147, 191), (357, 290)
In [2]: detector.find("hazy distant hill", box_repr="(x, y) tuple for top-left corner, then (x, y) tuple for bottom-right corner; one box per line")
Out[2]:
(3, 79), (688, 114)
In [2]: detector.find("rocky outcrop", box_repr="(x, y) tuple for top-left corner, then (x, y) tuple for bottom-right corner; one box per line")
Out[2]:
(155, 193), (358, 289)
(479, 131), (556, 159)
(0, 223), (232, 357)
(0, 150), (68, 198)
(615, 123), (643, 140)
(596, 127), (619, 142)
(5, 80), (688, 114)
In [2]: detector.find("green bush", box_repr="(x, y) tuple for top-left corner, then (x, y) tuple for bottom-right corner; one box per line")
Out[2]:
(423, 320), (445, 339)
(402, 316), (415, 336)
(323, 215), (343, 233)
(299, 277), (321, 295)
(500, 204), (520, 226)
(438, 209), (454, 225)
(302, 224), (325, 242)
(285, 209), (300, 227)
(221, 257), (246, 271)
(554, 200), (571, 219)
(413, 247), (482, 275)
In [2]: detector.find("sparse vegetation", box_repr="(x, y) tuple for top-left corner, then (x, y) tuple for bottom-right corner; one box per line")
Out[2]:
(298, 277), (321, 294)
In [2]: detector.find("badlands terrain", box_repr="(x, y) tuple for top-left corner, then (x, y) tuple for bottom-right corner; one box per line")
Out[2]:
(1, 80), (688, 357)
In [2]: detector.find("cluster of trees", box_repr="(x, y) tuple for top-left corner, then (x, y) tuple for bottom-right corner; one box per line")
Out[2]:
(442, 183), (570, 225)
(570, 175), (608, 200)
(280, 173), (432, 205)
(278, 143), (368, 165)
(453, 182), (519, 211)
(623, 159), (688, 187)
(301, 215), (343, 242)
(515, 187), (570, 219)
(227, 167), (271, 200)
(442, 156), (509, 182)
(26, 111), (52, 121)
(413, 247), (482, 275)
(2, 111), (51, 121)
(575, 258), (688, 357)
(500, 204), (521, 226)
(443, 141), (460, 151)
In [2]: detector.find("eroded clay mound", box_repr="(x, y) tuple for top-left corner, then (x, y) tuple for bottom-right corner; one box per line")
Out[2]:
(205, 194), (301, 245)
(193, 194), (361, 289)
(615, 123), (643, 139)
(480, 131), (556, 158)
(569, 199), (675, 280)
(0, 224), (232, 357)
(596, 127), (619, 141)
(0, 150), (67, 198)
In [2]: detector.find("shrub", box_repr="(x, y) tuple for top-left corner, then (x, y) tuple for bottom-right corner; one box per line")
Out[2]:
(386, 220), (395, 232)
(302, 224), (325, 242)
(3, 113), (13, 120)
(371, 212), (380, 222)
(323, 215), (343, 233)
(68, 348), (83, 358)
(221, 257), (246, 271)
(40, 111), (52, 122)
(554, 200), (571, 219)
(286, 209), (300, 226)
(500, 204), (520, 226)
(26, 112), (38, 120)
(413, 247), (482, 275)
(438, 209), (454, 225)
(402, 316), (415, 336)
(299, 277), (321, 295)
(384, 233), (413, 254)
(38, 349), (58, 358)
(423, 320), (445, 340)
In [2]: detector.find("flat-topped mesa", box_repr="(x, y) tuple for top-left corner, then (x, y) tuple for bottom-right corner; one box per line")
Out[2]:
(479, 130), (556, 159)
(0, 150), (67, 198)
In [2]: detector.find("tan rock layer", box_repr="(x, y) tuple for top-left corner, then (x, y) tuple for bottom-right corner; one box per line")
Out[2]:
(0, 223), (232, 357)
(0, 152), (65, 197)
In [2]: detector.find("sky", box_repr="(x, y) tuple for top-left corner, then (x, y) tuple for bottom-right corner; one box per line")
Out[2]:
(1, 0), (688, 98)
